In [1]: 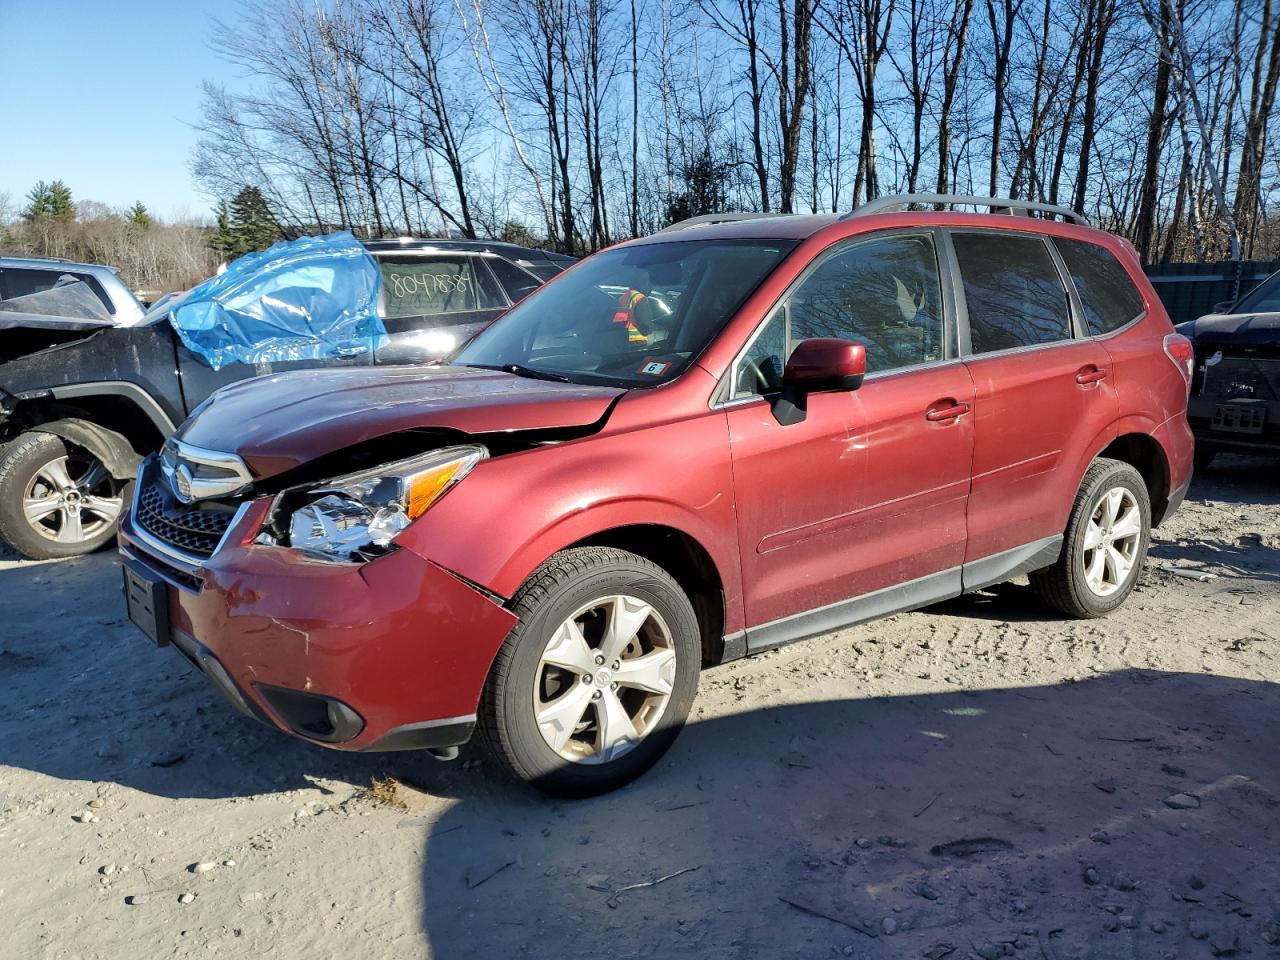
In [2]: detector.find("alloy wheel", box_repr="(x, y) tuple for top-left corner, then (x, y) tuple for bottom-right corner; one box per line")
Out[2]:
(533, 594), (677, 764)
(1081, 486), (1142, 597)
(22, 454), (123, 544)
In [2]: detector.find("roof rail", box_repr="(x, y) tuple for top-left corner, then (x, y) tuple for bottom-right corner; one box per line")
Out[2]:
(848, 193), (1089, 226)
(657, 212), (791, 233)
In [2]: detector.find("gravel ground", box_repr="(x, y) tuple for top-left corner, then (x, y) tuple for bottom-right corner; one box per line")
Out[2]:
(2, 455), (1278, 960)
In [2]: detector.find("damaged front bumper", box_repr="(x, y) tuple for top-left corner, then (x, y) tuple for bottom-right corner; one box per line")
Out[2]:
(118, 498), (517, 752)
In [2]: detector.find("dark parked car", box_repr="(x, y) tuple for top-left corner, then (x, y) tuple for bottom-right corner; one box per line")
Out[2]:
(0, 240), (569, 559)
(1176, 268), (1280, 468)
(119, 194), (1193, 797)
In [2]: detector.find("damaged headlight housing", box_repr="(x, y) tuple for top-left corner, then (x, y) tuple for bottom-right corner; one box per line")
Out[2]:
(282, 445), (486, 562)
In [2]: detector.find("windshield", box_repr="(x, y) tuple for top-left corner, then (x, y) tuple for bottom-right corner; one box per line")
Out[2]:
(1232, 272), (1280, 314)
(453, 239), (796, 386)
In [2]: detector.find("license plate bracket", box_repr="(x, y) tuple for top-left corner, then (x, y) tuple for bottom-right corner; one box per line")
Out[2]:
(122, 559), (171, 647)
(1211, 403), (1266, 434)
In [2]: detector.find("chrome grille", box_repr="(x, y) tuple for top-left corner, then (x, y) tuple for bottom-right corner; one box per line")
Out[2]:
(134, 473), (236, 559)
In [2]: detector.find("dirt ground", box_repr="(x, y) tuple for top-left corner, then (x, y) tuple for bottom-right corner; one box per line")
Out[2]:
(2, 455), (1278, 960)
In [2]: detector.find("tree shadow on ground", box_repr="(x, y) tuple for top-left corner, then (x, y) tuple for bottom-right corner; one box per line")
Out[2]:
(416, 669), (1280, 960)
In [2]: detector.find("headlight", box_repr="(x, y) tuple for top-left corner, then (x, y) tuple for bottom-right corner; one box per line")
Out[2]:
(284, 444), (486, 562)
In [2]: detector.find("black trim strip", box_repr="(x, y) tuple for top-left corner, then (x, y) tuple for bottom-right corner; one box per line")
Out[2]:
(735, 534), (1067, 658)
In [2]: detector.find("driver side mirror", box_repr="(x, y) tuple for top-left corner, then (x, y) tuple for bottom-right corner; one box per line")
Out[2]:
(783, 338), (866, 394)
(770, 338), (866, 426)
(1212, 299), (1236, 315)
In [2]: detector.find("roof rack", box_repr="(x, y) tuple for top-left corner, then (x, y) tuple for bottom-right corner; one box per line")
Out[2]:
(657, 212), (793, 233)
(848, 193), (1089, 226)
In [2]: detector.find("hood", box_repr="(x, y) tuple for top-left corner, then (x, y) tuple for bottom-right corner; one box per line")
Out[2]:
(1178, 311), (1280, 347)
(177, 365), (625, 478)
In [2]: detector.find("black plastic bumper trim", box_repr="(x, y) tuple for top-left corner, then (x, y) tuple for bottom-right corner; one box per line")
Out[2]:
(358, 716), (477, 752)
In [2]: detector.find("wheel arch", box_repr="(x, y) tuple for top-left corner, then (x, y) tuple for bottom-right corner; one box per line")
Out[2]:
(5, 382), (175, 463)
(1097, 432), (1172, 525)
(1076, 416), (1174, 525)
(565, 523), (728, 667)
(28, 418), (141, 480)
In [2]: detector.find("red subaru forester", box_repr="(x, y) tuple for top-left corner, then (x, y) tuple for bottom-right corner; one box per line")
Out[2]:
(120, 196), (1195, 797)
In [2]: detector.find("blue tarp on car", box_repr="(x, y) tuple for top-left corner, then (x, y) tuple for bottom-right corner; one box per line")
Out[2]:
(170, 231), (386, 370)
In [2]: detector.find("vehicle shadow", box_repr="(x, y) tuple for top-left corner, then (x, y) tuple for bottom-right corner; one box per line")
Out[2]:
(416, 670), (1280, 959)
(1193, 454), (1280, 506)
(0, 551), (446, 800)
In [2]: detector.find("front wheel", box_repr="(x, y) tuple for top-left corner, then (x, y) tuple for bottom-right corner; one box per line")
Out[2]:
(0, 432), (128, 560)
(478, 547), (701, 797)
(1030, 457), (1151, 618)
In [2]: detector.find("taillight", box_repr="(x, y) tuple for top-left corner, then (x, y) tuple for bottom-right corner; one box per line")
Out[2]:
(1163, 333), (1194, 391)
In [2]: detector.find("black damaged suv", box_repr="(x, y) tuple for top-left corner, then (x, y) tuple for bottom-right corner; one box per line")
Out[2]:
(0, 240), (572, 559)
(1177, 268), (1280, 469)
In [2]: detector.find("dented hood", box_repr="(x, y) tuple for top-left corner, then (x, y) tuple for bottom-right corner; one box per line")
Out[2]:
(176, 365), (625, 478)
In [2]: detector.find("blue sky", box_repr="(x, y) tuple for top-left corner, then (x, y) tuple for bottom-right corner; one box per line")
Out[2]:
(0, 0), (241, 221)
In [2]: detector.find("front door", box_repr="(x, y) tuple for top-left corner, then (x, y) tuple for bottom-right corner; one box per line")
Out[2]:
(725, 231), (975, 644)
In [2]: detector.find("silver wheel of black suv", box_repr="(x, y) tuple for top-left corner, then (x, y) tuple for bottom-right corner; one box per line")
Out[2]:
(479, 547), (701, 798)
(1030, 457), (1151, 618)
(0, 432), (128, 560)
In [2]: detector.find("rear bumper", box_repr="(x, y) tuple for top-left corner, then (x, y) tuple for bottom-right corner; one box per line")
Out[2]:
(1187, 394), (1280, 455)
(119, 501), (517, 752)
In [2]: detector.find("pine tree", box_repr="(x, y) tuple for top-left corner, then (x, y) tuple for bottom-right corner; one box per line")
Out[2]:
(228, 186), (280, 255)
(23, 180), (74, 221)
(126, 201), (153, 230)
(210, 200), (236, 260)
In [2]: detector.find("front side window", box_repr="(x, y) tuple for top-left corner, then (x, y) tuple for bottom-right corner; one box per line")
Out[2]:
(730, 233), (945, 399)
(378, 255), (505, 320)
(952, 232), (1072, 353)
(1055, 237), (1145, 335)
(454, 239), (795, 387)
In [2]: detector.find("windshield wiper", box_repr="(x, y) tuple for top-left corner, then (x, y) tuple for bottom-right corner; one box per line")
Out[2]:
(465, 362), (574, 383)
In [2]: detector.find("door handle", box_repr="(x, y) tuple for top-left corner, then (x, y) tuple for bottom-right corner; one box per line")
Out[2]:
(925, 399), (971, 422)
(1075, 366), (1107, 385)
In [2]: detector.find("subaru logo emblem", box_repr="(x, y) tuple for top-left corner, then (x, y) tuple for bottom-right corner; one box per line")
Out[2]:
(174, 463), (195, 503)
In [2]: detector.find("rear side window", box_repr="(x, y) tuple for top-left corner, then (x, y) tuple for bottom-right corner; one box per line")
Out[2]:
(1055, 237), (1145, 334)
(377, 255), (505, 318)
(952, 232), (1072, 354)
(485, 256), (541, 302)
(1, 267), (116, 315)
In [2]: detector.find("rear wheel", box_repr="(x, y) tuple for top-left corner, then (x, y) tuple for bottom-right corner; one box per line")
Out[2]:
(1030, 458), (1150, 618)
(0, 432), (127, 559)
(478, 547), (701, 797)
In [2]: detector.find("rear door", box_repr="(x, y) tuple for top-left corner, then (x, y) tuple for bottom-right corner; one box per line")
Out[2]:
(948, 229), (1117, 576)
(725, 230), (975, 638)
(374, 253), (509, 363)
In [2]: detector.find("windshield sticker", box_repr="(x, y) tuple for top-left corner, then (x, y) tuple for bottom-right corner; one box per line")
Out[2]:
(638, 359), (671, 376)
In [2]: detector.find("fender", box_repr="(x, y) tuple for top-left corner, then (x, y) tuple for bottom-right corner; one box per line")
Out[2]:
(49, 381), (178, 437)
(1072, 413), (1160, 484)
(397, 418), (746, 633)
(33, 418), (141, 480)
(488, 495), (735, 598)
(1069, 412), (1171, 506)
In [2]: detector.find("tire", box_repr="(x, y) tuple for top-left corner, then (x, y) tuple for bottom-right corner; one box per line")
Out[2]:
(1193, 446), (1216, 472)
(1030, 457), (1151, 619)
(0, 432), (129, 560)
(478, 546), (701, 798)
